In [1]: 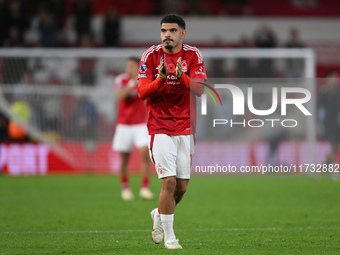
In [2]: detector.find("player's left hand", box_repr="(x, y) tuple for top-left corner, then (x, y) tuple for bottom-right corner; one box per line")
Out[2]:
(176, 57), (182, 78)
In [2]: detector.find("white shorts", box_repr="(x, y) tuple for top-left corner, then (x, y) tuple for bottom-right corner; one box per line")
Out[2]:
(113, 124), (148, 152)
(149, 134), (195, 179)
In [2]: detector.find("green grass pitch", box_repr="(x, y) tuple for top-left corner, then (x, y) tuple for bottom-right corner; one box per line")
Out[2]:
(0, 175), (339, 254)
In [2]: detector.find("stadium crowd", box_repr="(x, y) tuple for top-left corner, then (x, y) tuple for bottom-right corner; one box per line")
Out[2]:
(0, 0), (309, 86)
(0, 0), (311, 49)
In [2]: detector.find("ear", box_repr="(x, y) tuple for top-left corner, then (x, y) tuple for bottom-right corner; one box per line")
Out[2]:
(181, 29), (186, 39)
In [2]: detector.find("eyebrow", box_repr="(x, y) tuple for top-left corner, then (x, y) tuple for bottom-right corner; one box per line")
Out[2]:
(161, 28), (178, 32)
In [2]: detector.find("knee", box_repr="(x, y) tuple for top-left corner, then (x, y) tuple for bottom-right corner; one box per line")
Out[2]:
(161, 176), (176, 193)
(175, 185), (188, 196)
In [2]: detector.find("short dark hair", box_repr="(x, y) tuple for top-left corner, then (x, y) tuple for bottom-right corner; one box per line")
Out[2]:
(160, 14), (186, 30)
(128, 57), (140, 64)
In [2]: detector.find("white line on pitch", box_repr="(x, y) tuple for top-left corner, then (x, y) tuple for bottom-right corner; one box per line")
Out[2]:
(0, 226), (339, 235)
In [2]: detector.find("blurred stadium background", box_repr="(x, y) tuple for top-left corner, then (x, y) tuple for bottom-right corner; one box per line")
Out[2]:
(0, 0), (340, 175)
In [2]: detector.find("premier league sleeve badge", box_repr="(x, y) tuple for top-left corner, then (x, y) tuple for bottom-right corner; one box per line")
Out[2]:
(140, 62), (147, 73)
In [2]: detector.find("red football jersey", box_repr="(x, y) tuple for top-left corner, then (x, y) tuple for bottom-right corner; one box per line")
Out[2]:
(138, 44), (207, 135)
(114, 73), (147, 125)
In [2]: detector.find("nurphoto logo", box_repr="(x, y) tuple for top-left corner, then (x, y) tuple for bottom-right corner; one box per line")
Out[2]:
(199, 83), (312, 128)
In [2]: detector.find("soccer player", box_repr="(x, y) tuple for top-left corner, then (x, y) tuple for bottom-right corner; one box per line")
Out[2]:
(137, 14), (206, 249)
(113, 57), (154, 201)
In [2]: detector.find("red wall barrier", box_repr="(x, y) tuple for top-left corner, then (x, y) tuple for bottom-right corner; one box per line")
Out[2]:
(0, 141), (338, 176)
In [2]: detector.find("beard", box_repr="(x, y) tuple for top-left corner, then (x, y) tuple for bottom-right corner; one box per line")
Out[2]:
(163, 38), (174, 50)
(165, 44), (173, 50)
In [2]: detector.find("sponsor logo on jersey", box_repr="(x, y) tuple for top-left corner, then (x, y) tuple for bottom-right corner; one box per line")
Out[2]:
(138, 74), (147, 78)
(182, 60), (188, 72)
(140, 62), (147, 73)
(154, 74), (178, 80)
(168, 74), (177, 80)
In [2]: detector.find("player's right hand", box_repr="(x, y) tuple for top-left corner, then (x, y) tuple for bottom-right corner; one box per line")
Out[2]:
(158, 57), (169, 81)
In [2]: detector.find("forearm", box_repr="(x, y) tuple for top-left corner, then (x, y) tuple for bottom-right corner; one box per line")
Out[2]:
(179, 73), (204, 96)
(138, 77), (166, 100)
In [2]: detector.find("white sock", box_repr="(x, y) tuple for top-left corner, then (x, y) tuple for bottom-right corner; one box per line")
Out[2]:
(160, 214), (175, 242)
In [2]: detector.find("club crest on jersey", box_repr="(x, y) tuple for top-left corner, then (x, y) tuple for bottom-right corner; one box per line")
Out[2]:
(140, 62), (147, 73)
(182, 60), (187, 72)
